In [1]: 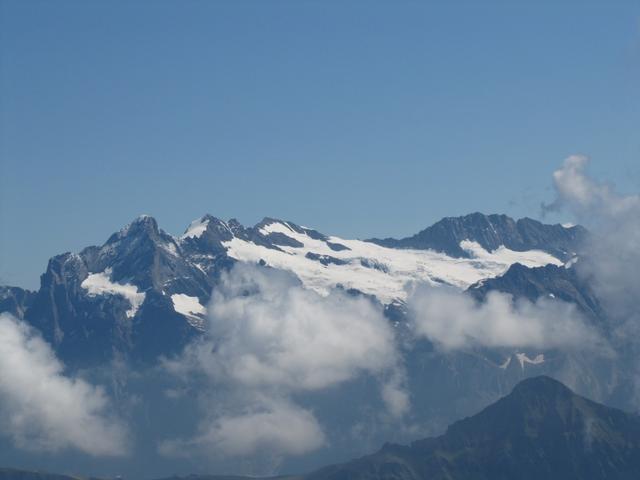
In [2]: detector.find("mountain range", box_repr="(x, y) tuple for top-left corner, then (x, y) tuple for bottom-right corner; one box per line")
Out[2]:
(3, 212), (632, 478)
(0, 212), (587, 367)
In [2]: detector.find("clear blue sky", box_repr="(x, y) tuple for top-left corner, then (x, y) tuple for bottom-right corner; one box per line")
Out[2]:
(1, 0), (639, 289)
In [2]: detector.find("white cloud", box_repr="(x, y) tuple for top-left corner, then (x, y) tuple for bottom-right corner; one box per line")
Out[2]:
(408, 286), (605, 352)
(204, 265), (399, 390)
(549, 155), (640, 220)
(159, 396), (325, 458)
(0, 313), (129, 456)
(545, 156), (640, 324)
(162, 264), (406, 459)
(543, 155), (640, 400)
(380, 372), (410, 418)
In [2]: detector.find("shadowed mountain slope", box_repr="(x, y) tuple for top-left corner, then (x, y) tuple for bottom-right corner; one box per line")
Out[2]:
(306, 376), (640, 480)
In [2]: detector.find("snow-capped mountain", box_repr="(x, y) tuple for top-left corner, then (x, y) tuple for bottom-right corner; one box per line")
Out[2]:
(179, 212), (583, 304)
(1, 212), (586, 366)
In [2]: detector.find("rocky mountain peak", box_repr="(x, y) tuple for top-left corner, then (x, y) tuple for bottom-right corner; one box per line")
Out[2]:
(115, 214), (160, 239)
(509, 375), (573, 399)
(227, 218), (245, 235)
(309, 376), (640, 480)
(368, 212), (587, 260)
(0, 212), (589, 368)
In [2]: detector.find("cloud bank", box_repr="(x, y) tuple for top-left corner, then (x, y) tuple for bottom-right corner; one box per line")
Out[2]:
(162, 264), (406, 459)
(0, 313), (128, 456)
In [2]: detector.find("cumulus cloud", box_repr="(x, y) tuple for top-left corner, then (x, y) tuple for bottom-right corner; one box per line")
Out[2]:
(163, 264), (406, 459)
(408, 286), (605, 352)
(205, 265), (398, 390)
(0, 313), (129, 456)
(545, 155), (640, 221)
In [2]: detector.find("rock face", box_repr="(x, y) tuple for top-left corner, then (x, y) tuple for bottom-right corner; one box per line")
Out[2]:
(23, 215), (213, 366)
(306, 376), (640, 480)
(469, 262), (605, 322)
(0, 286), (35, 319)
(368, 212), (587, 260)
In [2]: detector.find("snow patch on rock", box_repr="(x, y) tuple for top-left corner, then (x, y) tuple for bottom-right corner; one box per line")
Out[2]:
(515, 353), (545, 369)
(182, 217), (210, 240)
(81, 268), (145, 318)
(171, 294), (206, 330)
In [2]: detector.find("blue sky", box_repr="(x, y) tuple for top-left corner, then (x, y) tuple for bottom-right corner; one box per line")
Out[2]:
(1, 0), (639, 289)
